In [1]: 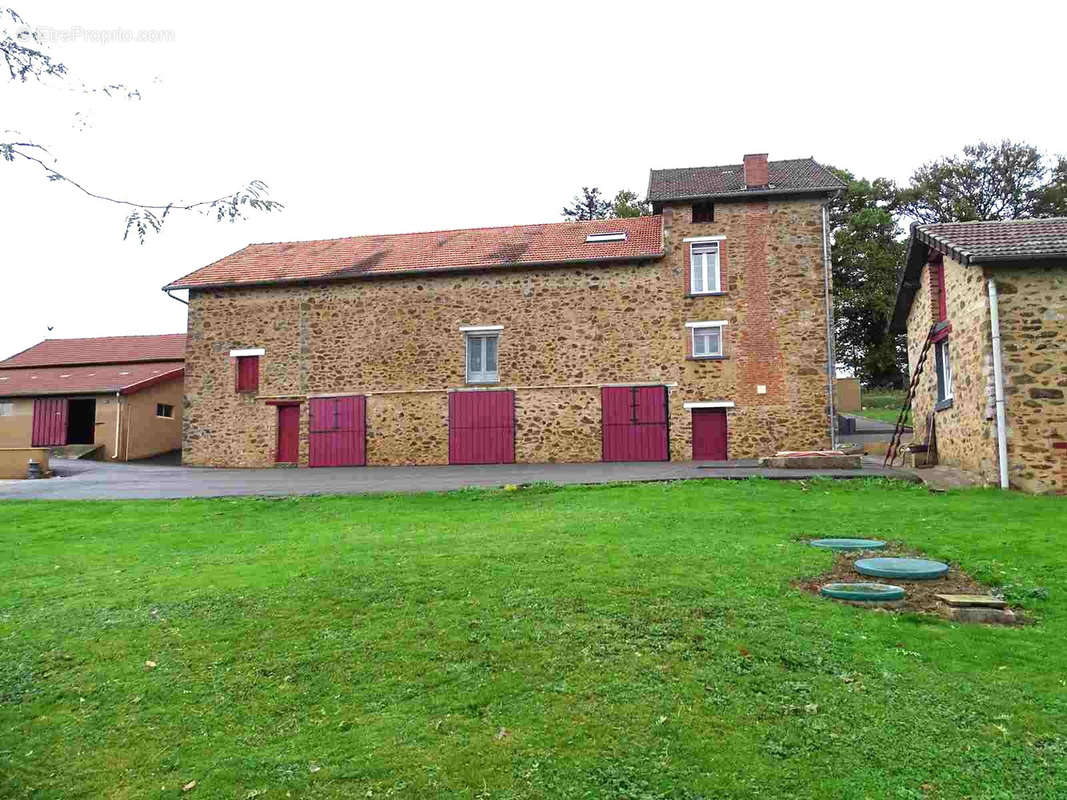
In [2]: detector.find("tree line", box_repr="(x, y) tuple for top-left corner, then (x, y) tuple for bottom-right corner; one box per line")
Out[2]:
(563, 140), (1067, 387)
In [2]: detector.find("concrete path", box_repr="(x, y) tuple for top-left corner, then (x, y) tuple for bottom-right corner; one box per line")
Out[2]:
(0, 456), (917, 502)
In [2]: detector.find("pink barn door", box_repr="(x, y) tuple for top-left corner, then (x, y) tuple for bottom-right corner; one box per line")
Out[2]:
(31, 397), (68, 447)
(449, 391), (515, 465)
(275, 404), (300, 464)
(601, 386), (669, 462)
(308, 395), (366, 467)
(691, 408), (728, 460)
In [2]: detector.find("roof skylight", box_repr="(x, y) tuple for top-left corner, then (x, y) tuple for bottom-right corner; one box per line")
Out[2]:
(585, 232), (627, 243)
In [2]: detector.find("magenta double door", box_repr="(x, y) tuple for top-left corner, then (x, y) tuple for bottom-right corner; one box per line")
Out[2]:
(308, 395), (366, 467)
(601, 386), (669, 462)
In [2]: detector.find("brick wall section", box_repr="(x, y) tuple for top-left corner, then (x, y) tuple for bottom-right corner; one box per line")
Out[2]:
(737, 200), (787, 404)
(183, 197), (832, 467)
(906, 257), (1066, 493)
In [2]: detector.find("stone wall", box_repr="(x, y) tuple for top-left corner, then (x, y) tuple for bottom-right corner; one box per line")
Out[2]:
(990, 264), (1067, 493)
(906, 256), (1066, 493)
(182, 197), (833, 467)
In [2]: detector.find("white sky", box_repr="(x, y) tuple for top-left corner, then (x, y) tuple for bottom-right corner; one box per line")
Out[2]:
(1, 0), (1063, 360)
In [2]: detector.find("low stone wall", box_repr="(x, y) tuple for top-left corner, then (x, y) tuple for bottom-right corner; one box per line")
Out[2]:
(0, 447), (50, 479)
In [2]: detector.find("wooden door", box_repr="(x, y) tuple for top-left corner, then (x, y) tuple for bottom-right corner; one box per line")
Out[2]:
(692, 408), (727, 460)
(601, 386), (669, 462)
(275, 404), (300, 463)
(448, 391), (515, 465)
(31, 397), (68, 447)
(309, 395), (366, 467)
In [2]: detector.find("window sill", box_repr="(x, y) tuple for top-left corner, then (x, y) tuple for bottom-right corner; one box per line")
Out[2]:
(935, 398), (954, 412)
(687, 356), (727, 362)
(465, 380), (500, 387)
(685, 292), (727, 298)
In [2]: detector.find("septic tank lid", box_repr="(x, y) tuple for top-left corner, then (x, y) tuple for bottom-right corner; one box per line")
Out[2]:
(810, 538), (886, 551)
(854, 557), (949, 580)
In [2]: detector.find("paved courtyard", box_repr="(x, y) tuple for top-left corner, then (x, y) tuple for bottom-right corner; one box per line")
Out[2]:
(0, 455), (915, 501)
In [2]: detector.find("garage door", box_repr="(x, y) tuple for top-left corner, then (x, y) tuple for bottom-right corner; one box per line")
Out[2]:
(32, 397), (68, 447)
(692, 408), (728, 460)
(309, 395), (366, 467)
(601, 386), (669, 462)
(449, 391), (515, 465)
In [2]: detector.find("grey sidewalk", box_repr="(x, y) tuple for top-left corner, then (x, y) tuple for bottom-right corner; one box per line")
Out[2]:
(0, 456), (916, 502)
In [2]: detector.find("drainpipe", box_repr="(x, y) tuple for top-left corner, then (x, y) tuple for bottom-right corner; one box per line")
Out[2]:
(112, 392), (121, 459)
(163, 288), (189, 306)
(987, 279), (1009, 489)
(821, 203), (837, 449)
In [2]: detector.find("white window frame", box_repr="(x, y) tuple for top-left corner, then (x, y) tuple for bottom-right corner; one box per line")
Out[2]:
(683, 401), (735, 409)
(686, 320), (727, 359)
(0, 401), (13, 416)
(936, 338), (953, 402)
(463, 327), (501, 384)
(684, 235), (725, 295)
(229, 347), (265, 357)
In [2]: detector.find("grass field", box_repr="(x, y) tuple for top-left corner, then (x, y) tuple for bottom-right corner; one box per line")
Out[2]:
(2, 479), (1064, 799)
(857, 389), (911, 426)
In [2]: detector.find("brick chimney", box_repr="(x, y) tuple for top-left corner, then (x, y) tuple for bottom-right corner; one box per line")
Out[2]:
(743, 153), (769, 189)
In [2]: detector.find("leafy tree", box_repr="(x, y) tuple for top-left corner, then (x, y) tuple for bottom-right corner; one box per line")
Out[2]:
(827, 167), (907, 387)
(610, 189), (650, 218)
(562, 187), (650, 221)
(562, 187), (610, 221)
(896, 140), (1067, 223)
(1, 7), (282, 241)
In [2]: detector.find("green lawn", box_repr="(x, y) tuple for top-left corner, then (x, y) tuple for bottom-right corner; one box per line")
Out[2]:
(1, 480), (1064, 799)
(857, 389), (911, 427)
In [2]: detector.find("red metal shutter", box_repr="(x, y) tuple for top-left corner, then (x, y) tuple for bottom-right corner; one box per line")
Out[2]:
(601, 386), (669, 462)
(275, 404), (300, 463)
(31, 397), (68, 447)
(448, 391), (515, 465)
(309, 395), (366, 467)
(692, 408), (728, 460)
(236, 356), (259, 393)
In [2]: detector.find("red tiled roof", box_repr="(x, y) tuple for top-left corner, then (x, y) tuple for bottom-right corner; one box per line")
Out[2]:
(0, 334), (186, 369)
(164, 216), (664, 290)
(0, 362), (184, 397)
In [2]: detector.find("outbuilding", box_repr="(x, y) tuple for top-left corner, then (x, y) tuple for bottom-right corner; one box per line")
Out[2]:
(0, 334), (186, 461)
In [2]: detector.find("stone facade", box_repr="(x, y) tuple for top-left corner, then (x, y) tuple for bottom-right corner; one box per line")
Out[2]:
(905, 255), (1066, 493)
(182, 197), (834, 467)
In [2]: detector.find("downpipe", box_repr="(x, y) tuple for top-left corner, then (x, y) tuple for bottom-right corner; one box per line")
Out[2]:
(987, 279), (1009, 489)
(821, 204), (837, 449)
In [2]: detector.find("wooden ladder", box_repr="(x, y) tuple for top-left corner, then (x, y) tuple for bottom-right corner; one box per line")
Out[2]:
(884, 324), (938, 468)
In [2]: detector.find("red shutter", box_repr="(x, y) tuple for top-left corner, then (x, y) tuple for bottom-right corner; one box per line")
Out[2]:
(718, 240), (728, 292)
(937, 262), (948, 321)
(236, 356), (259, 393)
(684, 242), (692, 295)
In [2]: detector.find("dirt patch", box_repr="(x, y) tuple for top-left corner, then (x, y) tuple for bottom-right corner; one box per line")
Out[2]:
(796, 543), (1024, 619)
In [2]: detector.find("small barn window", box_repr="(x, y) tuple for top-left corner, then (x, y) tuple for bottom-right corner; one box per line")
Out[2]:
(235, 355), (260, 393)
(935, 339), (953, 405)
(692, 201), (714, 223)
(0, 401), (13, 416)
(157, 403), (175, 419)
(686, 320), (727, 359)
(466, 334), (499, 384)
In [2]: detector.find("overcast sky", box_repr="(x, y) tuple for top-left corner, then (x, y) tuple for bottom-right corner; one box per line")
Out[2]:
(2, 1), (1063, 359)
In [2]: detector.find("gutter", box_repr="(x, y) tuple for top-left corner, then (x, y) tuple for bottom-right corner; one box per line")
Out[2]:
(987, 279), (1010, 489)
(162, 252), (666, 292)
(164, 288), (189, 306)
(821, 203), (837, 449)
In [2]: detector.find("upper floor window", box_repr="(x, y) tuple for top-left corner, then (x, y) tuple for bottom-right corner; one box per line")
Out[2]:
(461, 326), (502, 384)
(690, 241), (721, 294)
(692, 201), (714, 223)
(687, 320), (727, 359)
(230, 348), (264, 393)
(0, 401), (13, 417)
(935, 338), (953, 404)
(156, 403), (175, 419)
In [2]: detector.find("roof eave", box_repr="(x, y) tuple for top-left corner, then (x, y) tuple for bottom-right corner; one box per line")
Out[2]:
(163, 251), (666, 292)
(649, 186), (844, 204)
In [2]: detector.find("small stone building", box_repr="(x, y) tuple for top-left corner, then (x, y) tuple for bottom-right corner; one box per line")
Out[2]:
(165, 153), (845, 468)
(891, 219), (1067, 493)
(0, 334), (185, 461)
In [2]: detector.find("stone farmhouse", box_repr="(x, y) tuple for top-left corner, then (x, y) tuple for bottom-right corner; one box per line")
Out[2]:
(164, 153), (846, 468)
(0, 334), (185, 461)
(891, 219), (1067, 493)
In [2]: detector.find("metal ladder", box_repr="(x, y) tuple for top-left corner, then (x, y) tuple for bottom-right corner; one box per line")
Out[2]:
(884, 324), (938, 468)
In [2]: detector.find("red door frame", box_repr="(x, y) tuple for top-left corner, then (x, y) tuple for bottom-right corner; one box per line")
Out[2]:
(308, 395), (366, 467)
(275, 403), (300, 464)
(692, 408), (728, 460)
(31, 397), (69, 447)
(448, 390), (515, 465)
(601, 386), (670, 462)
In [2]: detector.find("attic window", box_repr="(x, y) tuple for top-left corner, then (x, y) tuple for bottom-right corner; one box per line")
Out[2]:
(585, 232), (627, 243)
(692, 201), (714, 223)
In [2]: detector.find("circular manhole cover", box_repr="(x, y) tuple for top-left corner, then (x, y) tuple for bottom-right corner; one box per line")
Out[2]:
(810, 538), (886, 551)
(854, 557), (949, 580)
(821, 582), (905, 601)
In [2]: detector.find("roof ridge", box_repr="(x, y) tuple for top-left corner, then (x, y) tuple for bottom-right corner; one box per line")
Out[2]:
(921, 216), (1067, 228)
(243, 215), (663, 249)
(36, 332), (185, 343)
(649, 156), (821, 174)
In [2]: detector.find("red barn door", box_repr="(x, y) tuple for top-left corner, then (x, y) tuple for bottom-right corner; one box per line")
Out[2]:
(449, 391), (515, 465)
(309, 395), (366, 467)
(275, 404), (300, 463)
(31, 398), (68, 447)
(692, 408), (728, 460)
(601, 386), (669, 462)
